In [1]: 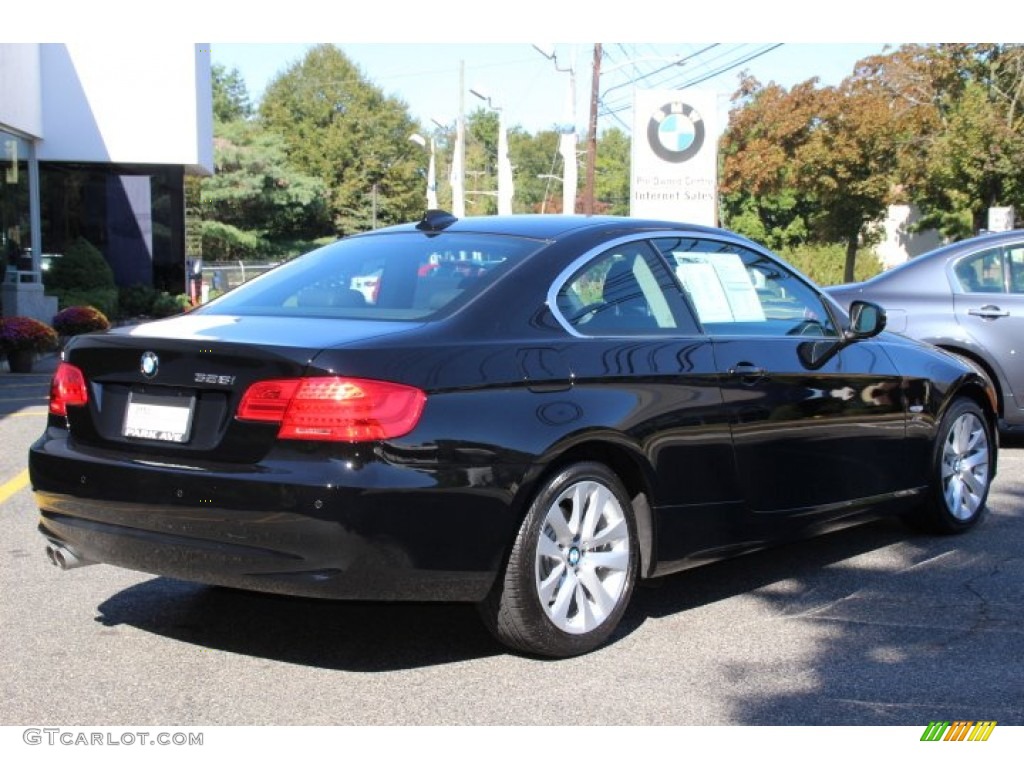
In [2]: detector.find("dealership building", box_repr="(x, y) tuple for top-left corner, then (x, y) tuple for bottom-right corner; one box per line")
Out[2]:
(1, 43), (212, 321)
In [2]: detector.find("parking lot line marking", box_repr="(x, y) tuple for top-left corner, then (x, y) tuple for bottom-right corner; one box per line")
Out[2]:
(3, 410), (49, 416)
(0, 469), (30, 506)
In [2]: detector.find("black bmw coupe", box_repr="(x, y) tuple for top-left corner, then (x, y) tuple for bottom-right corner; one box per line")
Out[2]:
(31, 212), (998, 657)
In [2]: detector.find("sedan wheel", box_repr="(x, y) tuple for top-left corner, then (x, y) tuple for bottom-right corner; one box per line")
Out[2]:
(479, 462), (638, 657)
(917, 398), (993, 533)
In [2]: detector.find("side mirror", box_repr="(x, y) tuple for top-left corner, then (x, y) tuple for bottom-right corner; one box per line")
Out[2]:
(798, 300), (887, 370)
(846, 300), (886, 339)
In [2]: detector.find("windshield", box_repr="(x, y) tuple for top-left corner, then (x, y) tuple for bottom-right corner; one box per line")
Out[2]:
(199, 232), (545, 321)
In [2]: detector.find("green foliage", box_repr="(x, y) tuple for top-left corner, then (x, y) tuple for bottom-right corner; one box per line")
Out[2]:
(118, 284), (161, 318)
(259, 44), (424, 234)
(43, 237), (118, 317)
(212, 64), (253, 123)
(151, 292), (194, 318)
(780, 243), (883, 286)
(45, 237), (113, 291)
(202, 120), (330, 261)
(594, 128), (631, 215)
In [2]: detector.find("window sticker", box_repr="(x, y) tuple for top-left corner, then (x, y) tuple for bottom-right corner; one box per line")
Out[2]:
(672, 252), (766, 323)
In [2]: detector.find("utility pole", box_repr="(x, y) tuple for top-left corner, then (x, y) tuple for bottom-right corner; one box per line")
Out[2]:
(583, 43), (602, 215)
(451, 60), (466, 218)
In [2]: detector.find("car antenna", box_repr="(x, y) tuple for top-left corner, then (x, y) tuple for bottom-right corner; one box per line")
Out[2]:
(416, 210), (458, 232)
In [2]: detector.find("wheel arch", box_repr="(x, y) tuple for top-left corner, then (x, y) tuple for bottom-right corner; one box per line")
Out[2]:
(936, 344), (1004, 419)
(514, 437), (659, 580)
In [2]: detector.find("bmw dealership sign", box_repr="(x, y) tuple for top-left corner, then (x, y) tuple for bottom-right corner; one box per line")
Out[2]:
(631, 90), (718, 225)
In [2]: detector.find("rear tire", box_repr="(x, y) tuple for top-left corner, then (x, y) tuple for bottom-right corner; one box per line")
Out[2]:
(479, 462), (638, 658)
(912, 397), (993, 534)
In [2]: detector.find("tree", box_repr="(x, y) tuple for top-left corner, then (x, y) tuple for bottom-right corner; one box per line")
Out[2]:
(796, 77), (905, 282)
(719, 76), (822, 251)
(259, 45), (424, 234)
(860, 44), (1024, 239)
(594, 127), (631, 215)
(721, 73), (904, 281)
(200, 120), (329, 261)
(212, 64), (253, 123)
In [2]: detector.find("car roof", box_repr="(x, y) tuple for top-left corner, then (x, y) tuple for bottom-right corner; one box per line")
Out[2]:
(364, 212), (744, 243)
(844, 228), (1024, 290)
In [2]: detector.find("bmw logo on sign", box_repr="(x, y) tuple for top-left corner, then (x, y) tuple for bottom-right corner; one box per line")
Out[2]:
(647, 102), (705, 163)
(140, 351), (159, 379)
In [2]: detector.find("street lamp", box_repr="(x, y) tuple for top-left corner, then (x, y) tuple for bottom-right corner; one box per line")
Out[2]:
(469, 87), (514, 215)
(533, 44), (578, 215)
(432, 116), (466, 218)
(409, 133), (438, 210)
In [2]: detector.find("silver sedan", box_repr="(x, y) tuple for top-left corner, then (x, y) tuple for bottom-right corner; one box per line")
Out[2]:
(828, 229), (1024, 431)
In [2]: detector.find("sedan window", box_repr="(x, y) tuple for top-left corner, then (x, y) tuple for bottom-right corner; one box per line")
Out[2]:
(652, 238), (838, 338)
(201, 233), (543, 321)
(954, 247), (1005, 293)
(555, 242), (697, 336)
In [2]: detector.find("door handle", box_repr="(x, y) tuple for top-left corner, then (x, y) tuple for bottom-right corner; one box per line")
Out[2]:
(968, 305), (1010, 319)
(728, 362), (767, 384)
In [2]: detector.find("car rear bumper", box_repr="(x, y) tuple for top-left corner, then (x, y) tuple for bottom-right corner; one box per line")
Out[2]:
(30, 431), (524, 602)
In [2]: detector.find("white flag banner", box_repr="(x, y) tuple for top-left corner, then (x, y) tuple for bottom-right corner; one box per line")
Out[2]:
(630, 89), (718, 226)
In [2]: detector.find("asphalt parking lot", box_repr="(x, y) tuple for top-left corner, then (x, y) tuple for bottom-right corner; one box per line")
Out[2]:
(1, 360), (1021, 727)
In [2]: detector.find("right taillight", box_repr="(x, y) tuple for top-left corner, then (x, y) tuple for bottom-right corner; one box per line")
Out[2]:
(49, 362), (89, 417)
(237, 376), (426, 442)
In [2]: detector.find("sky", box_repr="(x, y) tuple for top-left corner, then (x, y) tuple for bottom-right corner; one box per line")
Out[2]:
(13, 0), (1009, 139)
(210, 42), (893, 136)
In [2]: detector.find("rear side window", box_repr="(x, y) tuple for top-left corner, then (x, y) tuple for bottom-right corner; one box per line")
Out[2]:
(555, 241), (697, 336)
(954, 247), (1005, 293)
(202, 232), (543, 321)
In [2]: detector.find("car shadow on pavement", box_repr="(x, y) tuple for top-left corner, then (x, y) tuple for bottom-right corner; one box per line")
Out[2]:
(95, 580), (503, 671)
(91, 516), (963, 672)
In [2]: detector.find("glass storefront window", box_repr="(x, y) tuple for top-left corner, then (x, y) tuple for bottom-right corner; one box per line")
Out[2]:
(1, 128), (32, 274)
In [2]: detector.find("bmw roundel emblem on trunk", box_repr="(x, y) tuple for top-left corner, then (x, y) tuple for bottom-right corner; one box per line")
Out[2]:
(140, 351), (159, 378)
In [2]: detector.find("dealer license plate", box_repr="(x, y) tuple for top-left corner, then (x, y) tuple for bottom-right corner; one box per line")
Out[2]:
(122, 392), (195, 443)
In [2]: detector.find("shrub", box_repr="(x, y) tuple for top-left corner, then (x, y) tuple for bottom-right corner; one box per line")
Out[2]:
(0, 316), (59, 353)
(779, 243), (884, 287)
(119, 284), (160, 318)
(43, 237), (119, 317)
(150, 292), (194, 318)
(52, 305), (111, 337)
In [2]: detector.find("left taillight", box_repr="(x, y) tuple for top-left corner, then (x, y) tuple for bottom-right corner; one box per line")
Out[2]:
(49, 362), (89, 417)
(236, 376), (426, 442)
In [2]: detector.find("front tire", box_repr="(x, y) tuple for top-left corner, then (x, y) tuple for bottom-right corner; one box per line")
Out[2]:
(915, 397), (993, 534)
(479, 462), (638, 657)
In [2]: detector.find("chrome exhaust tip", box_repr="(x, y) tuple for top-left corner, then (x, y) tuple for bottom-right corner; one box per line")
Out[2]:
(44, 542), (95, 570)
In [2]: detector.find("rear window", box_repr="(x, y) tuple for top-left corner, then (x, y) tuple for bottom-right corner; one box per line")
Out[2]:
(199, 232), (544, 321)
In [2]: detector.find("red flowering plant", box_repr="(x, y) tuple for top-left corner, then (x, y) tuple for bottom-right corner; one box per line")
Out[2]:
(52, 305), (111, 337)
(0, 316), (59, 353)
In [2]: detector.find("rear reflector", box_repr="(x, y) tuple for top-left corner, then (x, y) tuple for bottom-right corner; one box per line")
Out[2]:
(237, 377), (426, 442)
(49, 362), (89, 417)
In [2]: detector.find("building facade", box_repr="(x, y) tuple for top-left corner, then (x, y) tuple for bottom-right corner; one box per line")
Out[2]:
(1, 43), (212, 320)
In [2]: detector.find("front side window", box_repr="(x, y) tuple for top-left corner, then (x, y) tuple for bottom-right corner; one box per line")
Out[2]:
(652, 237), (838, 338)
(201, 232), (543, 321)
